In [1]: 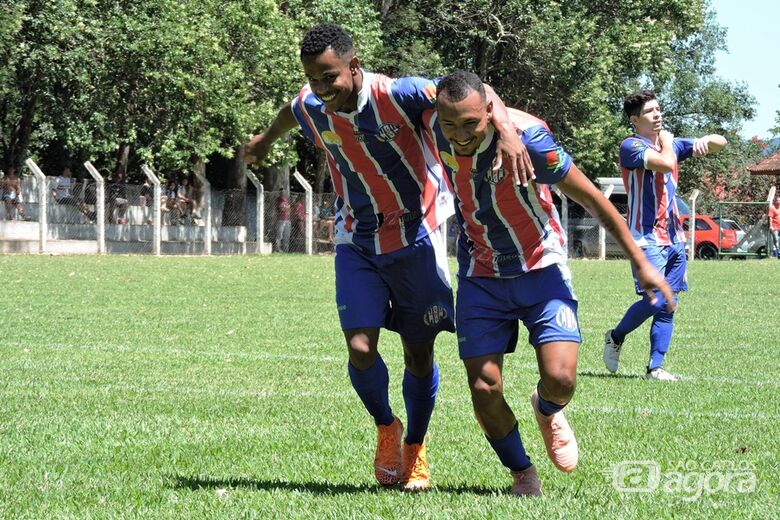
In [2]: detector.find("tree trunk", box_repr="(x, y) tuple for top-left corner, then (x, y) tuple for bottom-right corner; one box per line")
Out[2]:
(8, 90), (38, 171)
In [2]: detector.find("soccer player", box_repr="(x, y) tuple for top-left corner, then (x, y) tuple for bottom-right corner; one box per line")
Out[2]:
(769, 194), (780, 258)
(424, 71), (674, 496)
(603, 89), (727, 381)
(245, 23), (533, 491)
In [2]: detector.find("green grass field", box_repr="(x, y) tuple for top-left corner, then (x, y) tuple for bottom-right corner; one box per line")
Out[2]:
(1, 255), (778, 518)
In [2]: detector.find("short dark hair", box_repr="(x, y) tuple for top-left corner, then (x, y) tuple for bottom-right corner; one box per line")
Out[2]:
(300, 23), (355, 59)
(436, 70), (486, 104)
(624, 89), (657, 118)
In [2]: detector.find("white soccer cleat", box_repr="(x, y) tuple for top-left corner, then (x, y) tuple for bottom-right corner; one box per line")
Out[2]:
(603, 329), (622, 373)
(645, 367), (679, 381)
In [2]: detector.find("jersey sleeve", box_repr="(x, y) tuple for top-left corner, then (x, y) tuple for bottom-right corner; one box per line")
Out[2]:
(619, 138), (647, 169)
(289, 87), (318, 144)
(522, 126), (572, 185)
(673, 137), (695, 163)
(390, 77), (439, 114)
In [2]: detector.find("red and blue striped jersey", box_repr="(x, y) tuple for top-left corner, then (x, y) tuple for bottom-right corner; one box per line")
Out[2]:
(424, 108), (571, 278)
(619, 135), (694, 246)
(290, 71), (454, 255)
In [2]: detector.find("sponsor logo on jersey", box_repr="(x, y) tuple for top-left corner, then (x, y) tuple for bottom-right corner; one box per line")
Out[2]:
(376, 123), (401, 142)
(322, 131), (342, 146)
(485, 166), (505, 184)
(423, 304), (448, 326)
(439, 151), (459, 171)
(555, 305), (578, 331)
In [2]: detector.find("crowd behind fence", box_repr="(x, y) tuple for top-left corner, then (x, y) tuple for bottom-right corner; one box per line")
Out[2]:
(1, 162), (776, 259)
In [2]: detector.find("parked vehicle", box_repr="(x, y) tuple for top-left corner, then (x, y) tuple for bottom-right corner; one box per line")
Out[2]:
(680, 215), (739, 259)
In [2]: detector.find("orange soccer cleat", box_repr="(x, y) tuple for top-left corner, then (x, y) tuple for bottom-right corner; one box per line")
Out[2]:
(401, 441), (430, 491)
(374, 417), (403, 486)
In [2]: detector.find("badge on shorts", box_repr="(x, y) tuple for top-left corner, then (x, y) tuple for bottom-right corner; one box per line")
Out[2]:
(555, 305), (578, 331)
(423, 304), (448, 326)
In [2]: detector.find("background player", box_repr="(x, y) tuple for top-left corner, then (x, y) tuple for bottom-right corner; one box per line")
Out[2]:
(604, 89), (727, 381)
(245, 23), (533, 491)
(425, 71), (674, 495)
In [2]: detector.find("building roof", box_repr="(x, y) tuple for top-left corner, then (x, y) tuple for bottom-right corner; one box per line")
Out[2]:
(748, 150), (780, 175)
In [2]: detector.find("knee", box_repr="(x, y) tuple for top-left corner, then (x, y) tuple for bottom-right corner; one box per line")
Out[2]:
(470, 377), (504, 410)
(402, 340), (434, 374)
(542, 371), (576, 402)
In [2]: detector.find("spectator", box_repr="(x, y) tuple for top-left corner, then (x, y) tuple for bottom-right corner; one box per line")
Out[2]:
(107, 169), (130, 224)
(315, 201), (335, 242)
(177, 175), (195, 223)
(139, 177), (153, 208)
(161, 177), (181, 224)
(770, 193), (780, 258)
(275, 191), (291, 252)
(50, 167), (94, 222)
(1, 166), (30, 221)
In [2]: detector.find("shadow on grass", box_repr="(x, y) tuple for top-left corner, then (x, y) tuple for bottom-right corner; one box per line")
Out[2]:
(577, 369), (644, 380)
(171, 475), (506, 496)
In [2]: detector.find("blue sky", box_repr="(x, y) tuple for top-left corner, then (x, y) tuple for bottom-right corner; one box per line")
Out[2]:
(711, 0), (780, 139)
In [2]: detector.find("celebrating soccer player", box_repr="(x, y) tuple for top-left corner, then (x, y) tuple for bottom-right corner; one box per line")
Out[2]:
(423, 71), (674, 496)
(603, 89), (727, 381)
(245, 24), (533, 491)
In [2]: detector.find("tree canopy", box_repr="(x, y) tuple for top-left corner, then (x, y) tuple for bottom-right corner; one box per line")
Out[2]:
(0, 0), (771, 205)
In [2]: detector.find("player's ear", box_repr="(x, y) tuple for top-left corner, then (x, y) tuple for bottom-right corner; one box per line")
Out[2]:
(486, 100), (493, 119)
(349, 55), (361, 74)
(628, 114), (638, 127)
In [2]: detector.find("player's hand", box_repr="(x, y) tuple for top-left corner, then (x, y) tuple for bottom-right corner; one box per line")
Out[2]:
(495, 128), (535, 187)
(636, 261), (676, 312)
(244, 133), (272, 164)
(693, 136), (710, 157)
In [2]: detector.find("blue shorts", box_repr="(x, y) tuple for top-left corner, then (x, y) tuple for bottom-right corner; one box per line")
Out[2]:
(456, 264), (581, 359)
(335, 230), (455, 343)
(633, 241), (688, 294)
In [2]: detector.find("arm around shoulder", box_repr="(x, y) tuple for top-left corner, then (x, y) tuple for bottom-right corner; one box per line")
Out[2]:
(245, 101), (298, 164)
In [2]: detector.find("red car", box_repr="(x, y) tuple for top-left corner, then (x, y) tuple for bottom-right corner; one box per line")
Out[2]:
(681, 215), (739, 259)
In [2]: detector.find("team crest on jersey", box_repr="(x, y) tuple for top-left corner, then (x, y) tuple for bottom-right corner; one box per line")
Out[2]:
(322, 130), (342, 146)
(555, 305), (578, 331)
(485, 166), (505, 184)
(376, 123), (401, 142)
(423, 304), (449, 326)
(440, 151), (459, 171)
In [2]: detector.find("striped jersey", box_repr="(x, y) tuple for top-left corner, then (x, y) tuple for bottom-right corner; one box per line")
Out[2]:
(424, 108), (571, 278)
(290, 71), (454, 255)
(619, 134), (694, 246)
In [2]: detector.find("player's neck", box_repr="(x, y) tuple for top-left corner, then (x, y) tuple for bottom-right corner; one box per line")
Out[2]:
(637, 129), (659, 146)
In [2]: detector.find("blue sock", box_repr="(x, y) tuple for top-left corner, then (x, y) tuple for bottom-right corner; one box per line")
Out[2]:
(536, 382), (567, 416)
(612, 291), (668, 343)
(348, 355), (394, 426)
(487, 423), (532, 472)
(402, 363), (439, 445)
(648, 310), (675, 370)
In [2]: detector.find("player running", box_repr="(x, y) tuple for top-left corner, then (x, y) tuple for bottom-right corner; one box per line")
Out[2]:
(603, 89), (727, 381)
(245, 24), (533, 491)
(424, 71), (674, 496)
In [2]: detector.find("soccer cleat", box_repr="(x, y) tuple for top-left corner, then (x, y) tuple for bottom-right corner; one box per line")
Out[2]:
(510, 465), (543, 497)
(646, 367), (679, 381)
(374, 416), (403, 486)
(400, 441), (430, 491)
(603, 329), (623, 373)
(531, 389), (578, 472)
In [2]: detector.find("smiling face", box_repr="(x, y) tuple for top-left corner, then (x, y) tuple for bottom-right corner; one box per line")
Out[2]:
(436, 89), (493, 156)
(302, 47), (361, 113)
(630, 99), (664, 139)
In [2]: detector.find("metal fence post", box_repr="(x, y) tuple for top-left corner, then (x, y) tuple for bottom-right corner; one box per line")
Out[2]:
(24, 159), (47, 253)
(245, 167), (265, 254)
(83, 162), (106, 254)
(689, 189), (700, 261)
(141, 165), (162, 256)
(193, 162), (211, 256)
(552, 186), (568, 251)
(599, 184), (614, 260)
(293, 170), (313, 255)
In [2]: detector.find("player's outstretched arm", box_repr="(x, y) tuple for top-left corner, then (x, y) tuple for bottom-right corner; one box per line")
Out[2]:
(245, 101), (298, 164)
(558, 163), (676, 311)
(693, 134), (727, 157)
(483, 84), (535, 187)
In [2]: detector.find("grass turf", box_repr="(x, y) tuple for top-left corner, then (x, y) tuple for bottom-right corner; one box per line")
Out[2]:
(0, 255), (778, 518)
